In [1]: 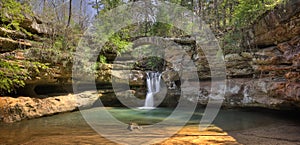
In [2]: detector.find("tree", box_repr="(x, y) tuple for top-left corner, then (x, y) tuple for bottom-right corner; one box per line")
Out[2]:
(66, 0), (72, 28)
(233, 0), (284, 27)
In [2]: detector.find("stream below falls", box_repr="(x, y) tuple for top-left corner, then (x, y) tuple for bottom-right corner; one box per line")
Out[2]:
(0, 107), (300, 144)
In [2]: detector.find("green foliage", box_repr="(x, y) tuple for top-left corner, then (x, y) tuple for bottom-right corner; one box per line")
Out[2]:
(54, 37), (64, 50)
(93, 6), (132, 63)
(150, 22), (173, 37)
(102, 32), (132, 55)
(91, 0), (123, 13)
(130, 44), (164, 71)
(26, 47), (72, 66)
(221, 31), (244, 54)
(0, 59), (27, 94)
(233, 0), (284, 27)
(145, 57), (164, 71)
(102, 0), (123, 11)
(0, 0), (32, 35)
(0, 58), (48, 95)
(99, 55), (107, 64)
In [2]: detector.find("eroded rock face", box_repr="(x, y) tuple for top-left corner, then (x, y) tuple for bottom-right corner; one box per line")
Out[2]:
(229, 0), (300, 109)
(251, 0), (300, 47)
(20, 14), (51, 35)
(1, 0), (300, 125)
(225, 53), (254, 77)
(96, 66), (146, 86)
(0, 91), (100, 123)
(181, 78), (298, 109)
(248, 26), (300, 109)
(0, 27), (27, 39)
(252, 36), (300, 79)
(0, 37), (31, 52)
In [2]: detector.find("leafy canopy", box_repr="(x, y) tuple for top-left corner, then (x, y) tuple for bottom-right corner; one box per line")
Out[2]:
(233, 0), (285, 27)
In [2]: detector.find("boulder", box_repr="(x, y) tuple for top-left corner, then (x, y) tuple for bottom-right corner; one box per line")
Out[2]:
(0, 91), (100, 123)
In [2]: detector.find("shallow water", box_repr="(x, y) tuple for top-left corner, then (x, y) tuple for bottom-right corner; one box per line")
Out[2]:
(0, 107), (296, 144)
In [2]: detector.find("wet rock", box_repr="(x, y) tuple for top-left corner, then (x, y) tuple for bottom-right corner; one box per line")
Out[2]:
(95, 67), (146, 86)
(109, 70), (145, 86)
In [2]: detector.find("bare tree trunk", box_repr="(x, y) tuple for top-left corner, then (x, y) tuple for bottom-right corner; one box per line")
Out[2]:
(229, 1), (233, 25)
(43, 0), (47, 13)
(200, 0), (204, 18)
(66, 0), (72, 28)
(95, 0), (100, 15)
(222, 0), (227, 29)
(214, 0), (218, 30)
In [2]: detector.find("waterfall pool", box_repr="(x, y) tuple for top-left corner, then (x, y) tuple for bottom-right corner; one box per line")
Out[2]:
(0, 107), (299, 144)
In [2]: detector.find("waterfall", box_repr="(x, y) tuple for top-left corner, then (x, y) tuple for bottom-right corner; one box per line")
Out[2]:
(139, 72), (161, 109)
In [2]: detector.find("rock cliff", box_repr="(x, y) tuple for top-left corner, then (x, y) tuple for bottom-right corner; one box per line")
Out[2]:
(161, 0), (300, 109)
(0, 0), (300, 123)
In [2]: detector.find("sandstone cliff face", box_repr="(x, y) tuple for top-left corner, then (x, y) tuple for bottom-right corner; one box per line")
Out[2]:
(252, 0), (300, 47)
(248, 0), (300, 108)
(161, 0), (300, 109)
(1, 0), (300, 123)
(0, 14), (50, 53)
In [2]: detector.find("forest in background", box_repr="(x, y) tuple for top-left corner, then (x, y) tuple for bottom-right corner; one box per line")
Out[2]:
(0, 0), (285, 94)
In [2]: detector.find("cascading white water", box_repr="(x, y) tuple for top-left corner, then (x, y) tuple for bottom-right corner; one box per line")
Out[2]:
(139, 72), (161, 109)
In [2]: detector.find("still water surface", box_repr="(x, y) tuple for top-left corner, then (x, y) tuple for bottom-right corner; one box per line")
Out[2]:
(0, 107), (294, 144)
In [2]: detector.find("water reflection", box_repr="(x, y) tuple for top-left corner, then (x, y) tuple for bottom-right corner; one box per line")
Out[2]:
(0, 107), (291, 144)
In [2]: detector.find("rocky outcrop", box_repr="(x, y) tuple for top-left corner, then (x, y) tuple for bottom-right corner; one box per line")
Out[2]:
(252, 37), (300, 80)
(197, 78), (299, 109)
(242, 0), (300, 108)
(96, 63), (145, 86)
(1, 0), (300, 125)
(20, 14), (51, 35)
(173, 0), (299, 109)
(143, 76), (295, 109)
(140, 32), (298, 109)
(0, 37), (31, 52)
(251, 0), (300, 47)
(225, 53), (254, 77)
(0, 91), (100, 123)
(0, 27), (27, 39)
